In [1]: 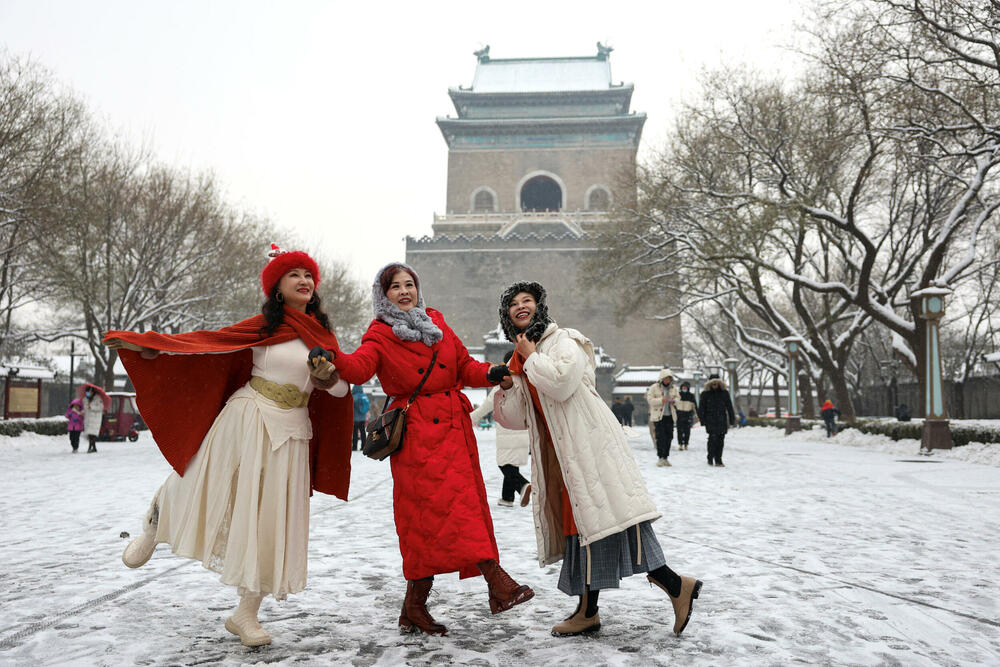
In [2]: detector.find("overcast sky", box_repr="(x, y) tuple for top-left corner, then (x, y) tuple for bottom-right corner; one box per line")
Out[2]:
(2, 0), (805, 284)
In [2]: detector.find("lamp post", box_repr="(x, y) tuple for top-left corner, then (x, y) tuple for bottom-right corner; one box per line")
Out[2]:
(910, 282), (952, 450)
(692, 370), (703, 396)
(782, 336), (804, 434)
(723, 358), (739, 413)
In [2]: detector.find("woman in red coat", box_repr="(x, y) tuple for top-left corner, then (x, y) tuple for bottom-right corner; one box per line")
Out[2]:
(333, 262), (533, 635)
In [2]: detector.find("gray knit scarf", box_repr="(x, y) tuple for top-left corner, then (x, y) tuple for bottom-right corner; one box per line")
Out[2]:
(371, 262), (443, 347)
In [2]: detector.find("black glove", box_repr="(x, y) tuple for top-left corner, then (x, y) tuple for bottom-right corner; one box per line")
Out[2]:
(308, 346), (334, 365)
(487, 364), (511, 383)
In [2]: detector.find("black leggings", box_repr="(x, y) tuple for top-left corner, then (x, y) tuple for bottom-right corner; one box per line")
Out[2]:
(676, 414), (693, 445)
(352, 421), (366, 450)
(654, 418), (674, 458)
(499, 465), (529, 502)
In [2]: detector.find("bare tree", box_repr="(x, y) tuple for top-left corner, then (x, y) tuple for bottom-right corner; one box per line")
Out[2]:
(0, 52), (88, 359)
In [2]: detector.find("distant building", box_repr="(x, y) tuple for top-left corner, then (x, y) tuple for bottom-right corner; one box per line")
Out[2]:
(406, 44), (682, 369)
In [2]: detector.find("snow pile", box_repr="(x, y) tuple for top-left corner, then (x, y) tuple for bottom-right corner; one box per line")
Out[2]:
(746, 424), (1000, 467)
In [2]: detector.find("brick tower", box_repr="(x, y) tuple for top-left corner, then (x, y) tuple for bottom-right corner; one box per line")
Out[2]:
(406, 44), (682, 367)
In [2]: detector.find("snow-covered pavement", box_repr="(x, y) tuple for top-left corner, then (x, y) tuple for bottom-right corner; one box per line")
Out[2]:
(1, 424), (998, 666)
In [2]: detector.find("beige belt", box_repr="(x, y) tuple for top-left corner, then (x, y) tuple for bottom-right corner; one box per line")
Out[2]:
(249, 376), (310, 409)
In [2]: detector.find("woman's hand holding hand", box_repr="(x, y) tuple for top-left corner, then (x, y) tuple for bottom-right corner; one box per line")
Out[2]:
(515, 333), (536, 359)
(309, 357), (339, 389)
(499, 376), (513, 390)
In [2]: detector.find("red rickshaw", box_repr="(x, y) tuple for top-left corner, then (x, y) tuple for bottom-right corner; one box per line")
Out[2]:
(103, 392), (144, 442)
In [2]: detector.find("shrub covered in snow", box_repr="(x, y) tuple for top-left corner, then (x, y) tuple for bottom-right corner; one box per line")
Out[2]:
(845, 420), (1000, 447)
(0, 417), (68, 437)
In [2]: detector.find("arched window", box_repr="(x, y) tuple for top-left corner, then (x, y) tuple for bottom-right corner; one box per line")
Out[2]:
(587, 186), (611, 211)
(520, 175), (562, 212)
(473, 189), (495, 212)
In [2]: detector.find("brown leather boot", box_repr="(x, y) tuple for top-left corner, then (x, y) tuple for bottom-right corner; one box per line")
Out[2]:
(398, 578), (447, 636)
(478, 559), (535, 614)
(551, 590), (601, 637)
(648, 574), (702, 634)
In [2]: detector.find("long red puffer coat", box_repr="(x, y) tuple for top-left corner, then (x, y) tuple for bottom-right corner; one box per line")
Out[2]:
(334, 308), (499, 580)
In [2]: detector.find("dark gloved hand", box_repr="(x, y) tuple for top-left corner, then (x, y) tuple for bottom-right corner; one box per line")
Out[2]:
(487, 364), (511, 383)
(309, 346), (334, 365)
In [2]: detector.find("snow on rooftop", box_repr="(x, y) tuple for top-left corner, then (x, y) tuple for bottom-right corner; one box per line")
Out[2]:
(472, 58), (612, 93)
(985, 351), (1000, 363)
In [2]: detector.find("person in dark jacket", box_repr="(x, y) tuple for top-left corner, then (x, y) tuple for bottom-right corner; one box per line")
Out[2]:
(675, 382), (697, 450)
(622, 397), (634, 426)
(820, 400), (840, 437)
(611, 398), (625, 425)
(697, 375), (735, 467)
(351, 383), (370, 450)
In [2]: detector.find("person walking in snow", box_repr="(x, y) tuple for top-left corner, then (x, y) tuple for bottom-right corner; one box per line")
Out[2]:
(820, 399), (840, 437)
(104, 245), (354, 647)
(622, 396), (635, 426)
(646, 369), (680, 466)
(698, 374), (735, 466)
(493, 281), (702, 638)
(330, 262), (533, 637)
(675, 381), (697, 450)
(610, 397), (625, 425)
(80, 385), (105, 453)
(351, 383), (370, 450)
(65, 398), (84, 452)
(470, 351), (532, 508)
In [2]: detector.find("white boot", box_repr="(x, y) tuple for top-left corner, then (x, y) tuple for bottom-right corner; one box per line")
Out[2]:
(122, 494), (159, 568)
(225, 592), (271, 646)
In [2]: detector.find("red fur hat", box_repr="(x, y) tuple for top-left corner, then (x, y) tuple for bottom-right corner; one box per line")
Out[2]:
(260, 244), (321, 295)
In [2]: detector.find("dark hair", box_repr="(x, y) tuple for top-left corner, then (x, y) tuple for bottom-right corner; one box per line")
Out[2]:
(503, 349), (514, 364)
(379, 264), (418, 296)
(260, 285), (332, 336)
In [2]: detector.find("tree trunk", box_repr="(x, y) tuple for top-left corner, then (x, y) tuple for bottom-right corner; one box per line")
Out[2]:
(772, 370), (782, 415)
(800, 372), (815, 419)
(829, 372), (856, 423)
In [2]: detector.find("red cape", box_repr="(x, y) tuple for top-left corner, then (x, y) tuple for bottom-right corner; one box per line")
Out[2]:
(105, 307), (353, 500)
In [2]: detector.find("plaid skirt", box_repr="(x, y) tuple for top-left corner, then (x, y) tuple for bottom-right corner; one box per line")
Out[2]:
(557, 520), (666, 596)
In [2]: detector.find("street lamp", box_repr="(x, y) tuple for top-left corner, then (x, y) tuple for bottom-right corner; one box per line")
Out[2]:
(692, 370), (703, 396)
(781, 336), (804, 434)
(910, 282), (952, 450)
(723, 358), (739, 413)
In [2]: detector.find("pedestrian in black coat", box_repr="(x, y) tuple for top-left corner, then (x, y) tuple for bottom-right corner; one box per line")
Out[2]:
(697, 375), (735, 467)
(675, 382), (698, 450)
(622, 397), (635, 427)
(611, 398), (625, 425)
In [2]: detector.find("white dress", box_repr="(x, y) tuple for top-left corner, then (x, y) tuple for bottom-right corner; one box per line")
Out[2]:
(149, 339), (347, 600)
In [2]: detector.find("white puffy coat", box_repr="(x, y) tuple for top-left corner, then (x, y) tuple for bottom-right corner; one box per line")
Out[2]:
(82, 394), (104, 438)
(494, 323), (661, 566)
(470, 386), (529, 467)
(646, 369), (680, 422)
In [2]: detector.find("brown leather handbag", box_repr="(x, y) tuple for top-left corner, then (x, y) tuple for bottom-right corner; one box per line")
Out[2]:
(362, 350), (438, 461)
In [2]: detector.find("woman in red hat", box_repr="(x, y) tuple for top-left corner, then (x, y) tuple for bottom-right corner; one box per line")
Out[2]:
(104, 245), (354, 647)
(331, 262), (534, 636)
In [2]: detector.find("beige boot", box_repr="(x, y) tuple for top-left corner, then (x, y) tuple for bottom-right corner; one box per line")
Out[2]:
(551, 590), (601, 637)
(648, 574), (702, 635)
(225, 592), (271, 647)
(122, 495), (159, 568)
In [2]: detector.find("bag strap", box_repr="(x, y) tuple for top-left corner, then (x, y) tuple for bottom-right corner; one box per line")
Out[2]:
(374, 348), (440, 418)
(405, 349), (439, 407)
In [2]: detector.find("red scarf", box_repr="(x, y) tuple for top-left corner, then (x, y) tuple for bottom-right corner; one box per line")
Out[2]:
(104, 307), (353, 499)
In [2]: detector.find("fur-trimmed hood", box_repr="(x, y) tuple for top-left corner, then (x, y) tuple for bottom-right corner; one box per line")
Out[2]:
(371, 261), (442, 347)
(703, 377), (728, 391)
(498, 281), (553, 342)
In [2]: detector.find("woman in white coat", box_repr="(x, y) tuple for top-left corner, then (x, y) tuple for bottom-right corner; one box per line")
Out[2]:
(470, 351), (531, 507)
(492, 281), (702, 637)
(81, 385), (105, 453)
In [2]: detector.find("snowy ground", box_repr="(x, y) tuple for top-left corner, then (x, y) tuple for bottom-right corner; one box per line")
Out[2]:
(1, 424), (998, 666)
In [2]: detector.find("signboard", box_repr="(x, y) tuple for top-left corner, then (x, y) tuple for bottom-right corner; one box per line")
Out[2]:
(4, 378), (42, 419)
